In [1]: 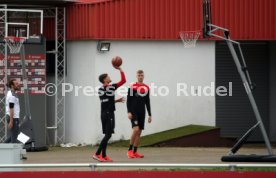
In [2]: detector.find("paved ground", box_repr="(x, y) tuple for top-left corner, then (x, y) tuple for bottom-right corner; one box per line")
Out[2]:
(20, 145), (276, 171)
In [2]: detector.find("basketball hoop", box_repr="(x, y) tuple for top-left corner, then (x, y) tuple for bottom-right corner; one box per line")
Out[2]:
(179, 31), (201, 48)
(4, 36), (26, 54)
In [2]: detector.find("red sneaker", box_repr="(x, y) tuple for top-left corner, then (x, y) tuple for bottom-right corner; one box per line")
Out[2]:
(103, 155), (113, 162)
(92, 154), (106, 162)
(127, 150), (135, 158)
(133, 152), (144, 158)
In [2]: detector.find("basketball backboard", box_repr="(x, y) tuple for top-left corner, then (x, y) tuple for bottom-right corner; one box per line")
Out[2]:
(202, 0), (212, 38)
(0, 9), (43, 41)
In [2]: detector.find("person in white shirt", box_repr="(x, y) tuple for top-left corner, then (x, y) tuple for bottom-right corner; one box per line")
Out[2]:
(4, 79), (21, 143)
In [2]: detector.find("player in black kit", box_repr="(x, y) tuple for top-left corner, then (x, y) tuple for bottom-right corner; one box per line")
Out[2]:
(127, 70), (152, 158)
(93, 67), (126, 162)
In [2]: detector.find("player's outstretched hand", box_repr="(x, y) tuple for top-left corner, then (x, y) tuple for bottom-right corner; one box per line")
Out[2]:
(116, 97), (125, 103)
(148, 116), (152, 123)
(115, 66), (123, 72)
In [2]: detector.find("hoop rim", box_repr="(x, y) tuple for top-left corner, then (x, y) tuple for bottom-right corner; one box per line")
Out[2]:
(3, 36), (26, 42)
(179, 30), (202, 35)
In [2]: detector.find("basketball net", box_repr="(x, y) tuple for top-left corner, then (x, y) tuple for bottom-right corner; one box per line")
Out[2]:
(4, 36), (25, 54)
(179, 31), (201, 48)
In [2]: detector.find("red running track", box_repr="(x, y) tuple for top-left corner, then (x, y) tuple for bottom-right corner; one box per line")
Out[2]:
(1, 171), (276, 178)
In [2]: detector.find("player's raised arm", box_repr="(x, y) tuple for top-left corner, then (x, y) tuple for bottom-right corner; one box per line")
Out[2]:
(116, 67), (126, 87)
(112, 56), (126, 87)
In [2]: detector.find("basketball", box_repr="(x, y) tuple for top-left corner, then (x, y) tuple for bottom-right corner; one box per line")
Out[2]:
(112, 56), (122, 68)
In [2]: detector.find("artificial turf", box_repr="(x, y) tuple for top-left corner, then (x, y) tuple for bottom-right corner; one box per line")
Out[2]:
(111, 124), (216, 147)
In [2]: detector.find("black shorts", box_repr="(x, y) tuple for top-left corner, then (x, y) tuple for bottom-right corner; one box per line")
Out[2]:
(131, 112), (145, 130)
(101, 111), (115, 134)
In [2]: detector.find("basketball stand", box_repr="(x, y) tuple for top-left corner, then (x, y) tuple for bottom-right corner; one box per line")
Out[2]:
(180, 0), (276, 162)
(3, 36), (47, 152)
(0, 8), (49, 151)
(203, 0), (276, 162)
(4, 37), (38, 151)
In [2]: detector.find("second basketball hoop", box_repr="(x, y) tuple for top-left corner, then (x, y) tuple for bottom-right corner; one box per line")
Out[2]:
(179, 31), (201, 48)
(3, 36), (26, 54)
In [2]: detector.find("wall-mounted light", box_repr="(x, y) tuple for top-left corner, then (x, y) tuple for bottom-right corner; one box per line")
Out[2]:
(97, 41), (111, 52)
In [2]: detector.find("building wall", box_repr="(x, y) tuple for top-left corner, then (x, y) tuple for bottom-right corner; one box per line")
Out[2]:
(269, 42), (276, 141)
(66, 0), (276, 40)
(66, 40), (216, 144)
(215, 42), (269, 141)
(66, 41), (98, 144)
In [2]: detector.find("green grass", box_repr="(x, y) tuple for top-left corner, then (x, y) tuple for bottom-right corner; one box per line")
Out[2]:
(111, 124), (216, 147)
(171, 167), (276, 172)
(113, 168), (276, 172)
(156, 168), (276, 172)
(235, 168), (276, 172)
